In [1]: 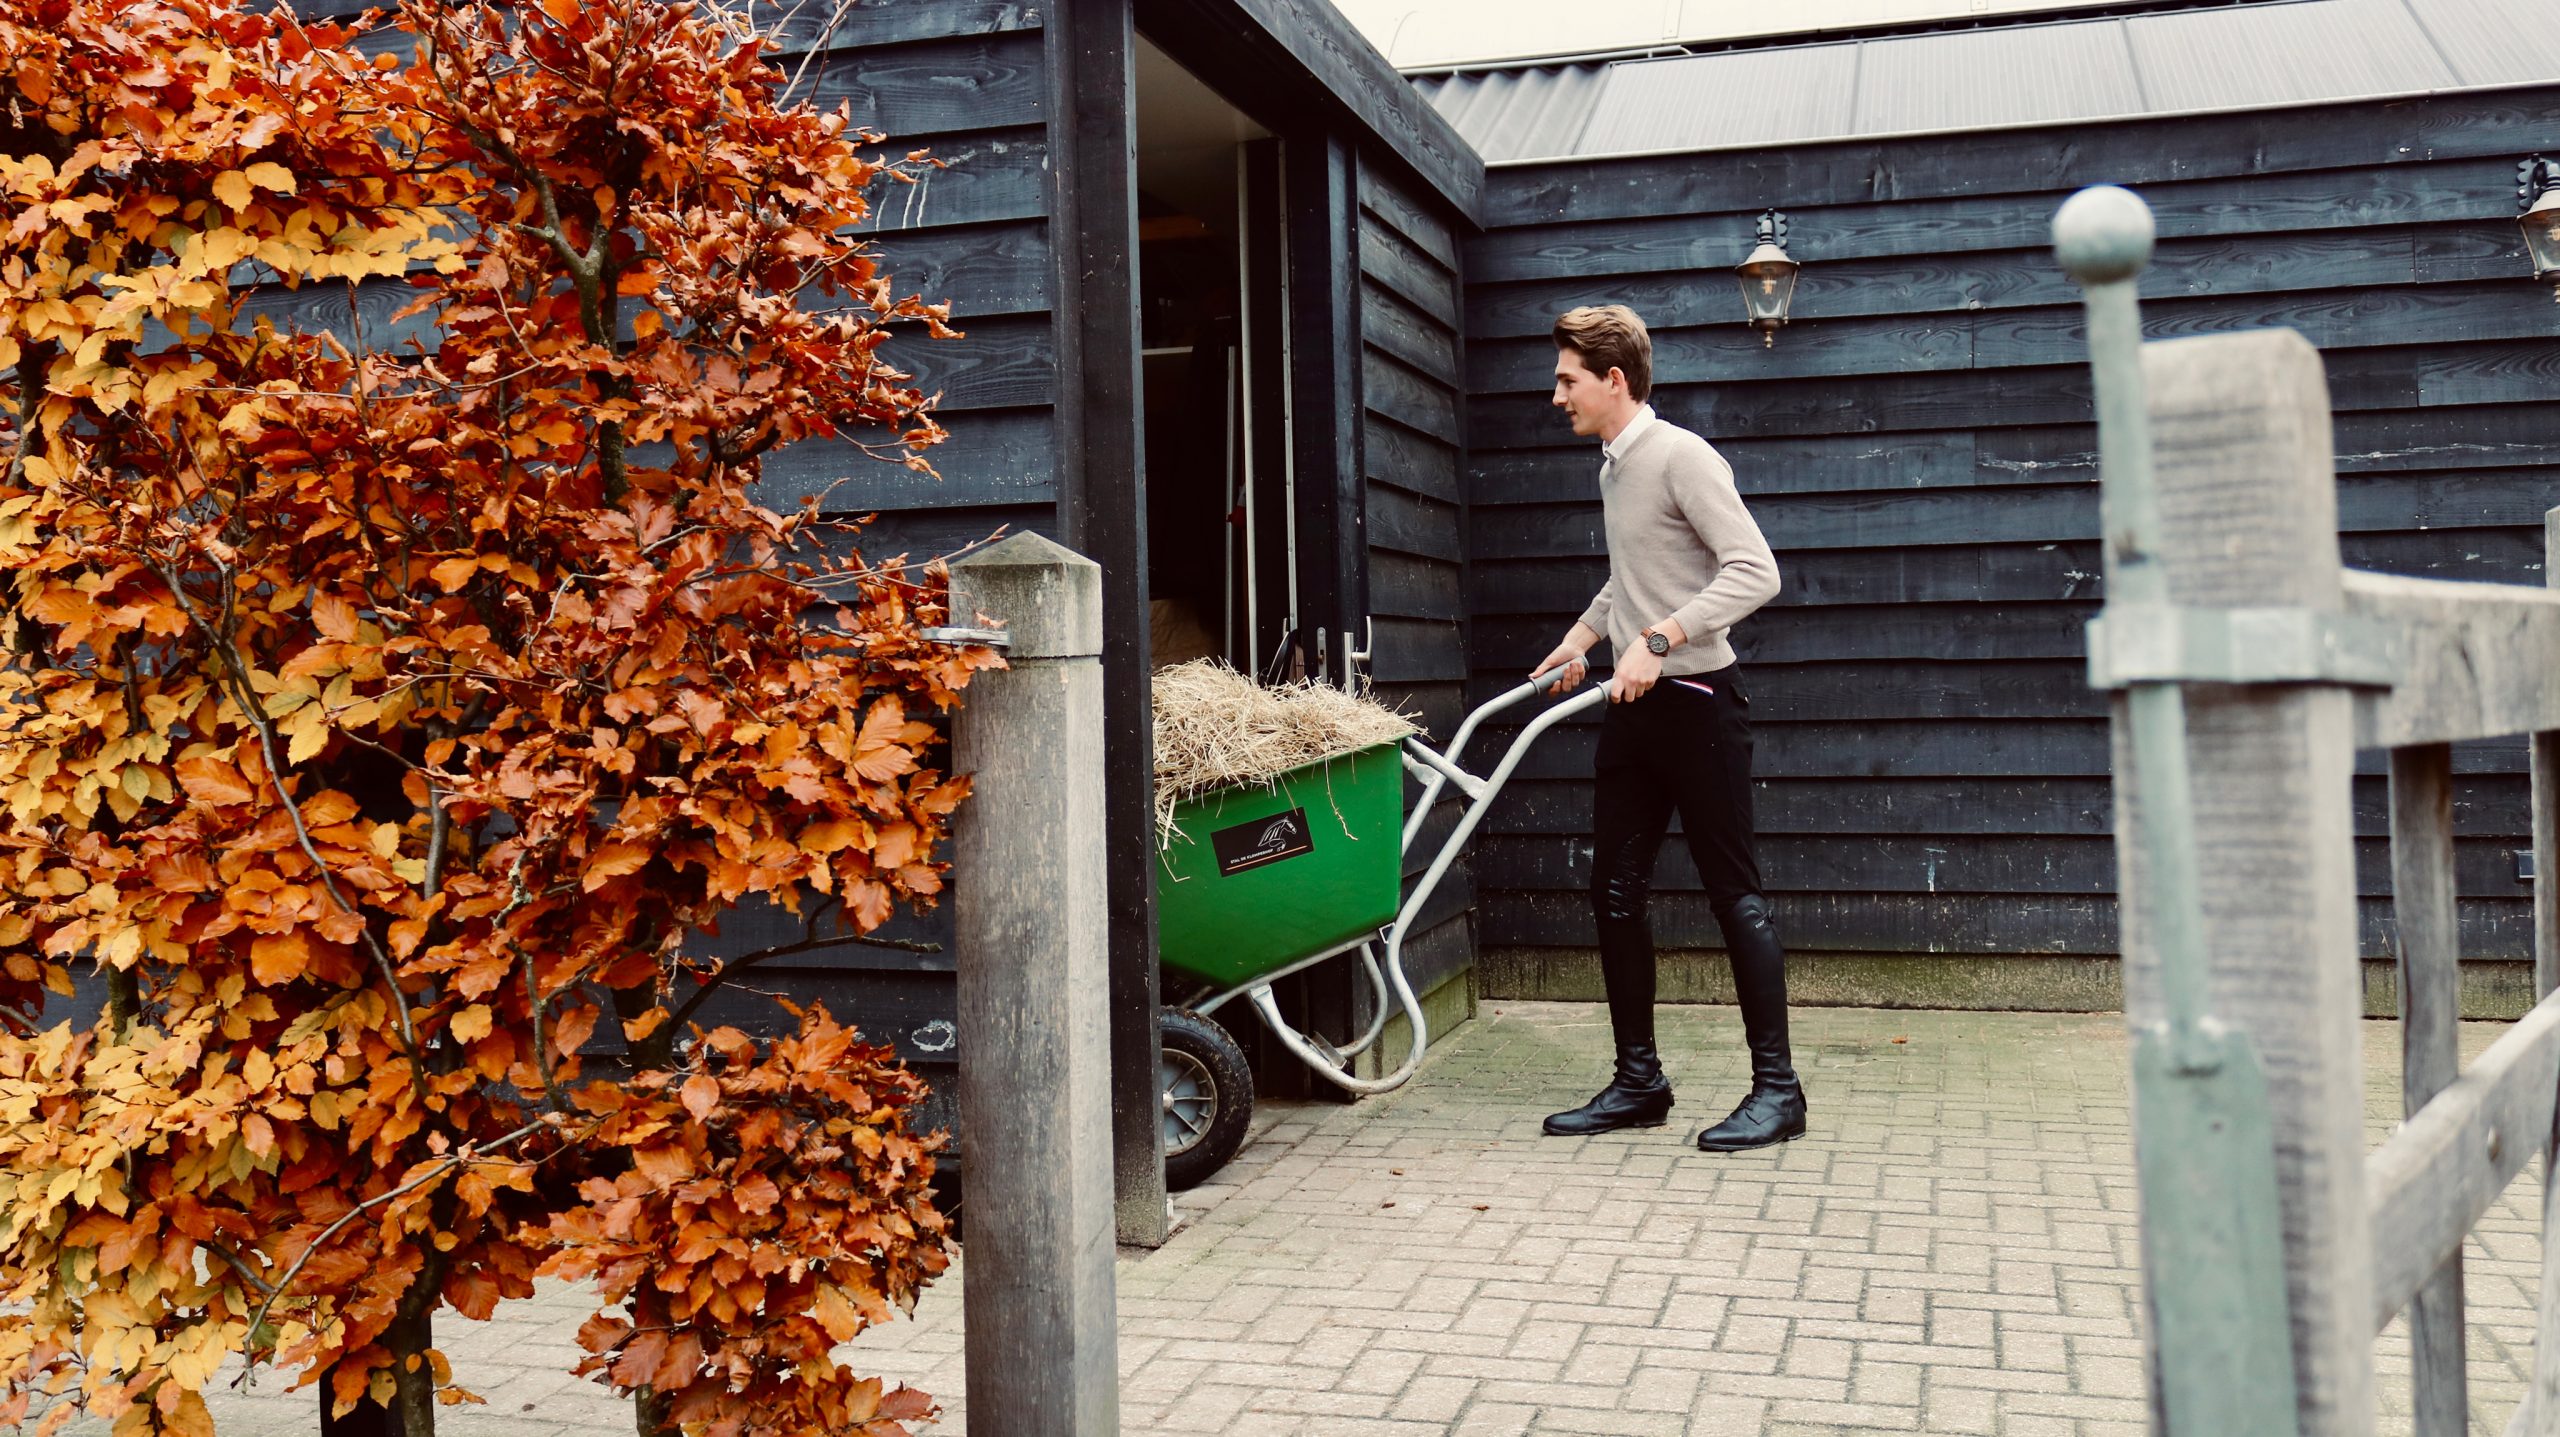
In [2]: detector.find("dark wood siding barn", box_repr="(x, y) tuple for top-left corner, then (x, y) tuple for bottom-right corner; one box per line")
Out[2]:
(660, 2), (1495, 1174)
(770, 5), (1058, 556)
(1355, 159), (1477, 1045)
(1458, 85), (2560, 1014)
(674, 1), (1064, 1136)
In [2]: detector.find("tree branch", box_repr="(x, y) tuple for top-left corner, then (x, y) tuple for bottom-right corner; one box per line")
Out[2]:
(494, 850), (571, 1114)
(152, 558), (428, 1099)
(663, 922), (936, 1035)
(208, 1241), (278, 1297)
(245, 1118), (551, 1348)
(5, 340), (54, 491)
(424, 781), (452, 900)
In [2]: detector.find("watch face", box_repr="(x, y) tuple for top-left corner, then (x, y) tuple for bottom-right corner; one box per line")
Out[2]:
(1646, 631), (1670, 655)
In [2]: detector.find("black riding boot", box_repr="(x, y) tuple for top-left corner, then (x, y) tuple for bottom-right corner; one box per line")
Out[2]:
(1543, 1040), (1674, 1135)
(1696, 894), (1807, 1151)
(1546, 913), (1674, 1135)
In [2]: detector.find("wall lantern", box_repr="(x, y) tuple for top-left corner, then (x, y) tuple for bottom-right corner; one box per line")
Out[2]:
(1734, 209), (1800, 347)
(2522, 158), (2560, 301)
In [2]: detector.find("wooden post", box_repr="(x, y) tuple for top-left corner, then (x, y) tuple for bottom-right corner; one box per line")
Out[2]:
(2115, 328), (2373, 1433)
(949, 533), (1121, 1435)
(2389, 741), (2465, 1435)
(1286, 129), (1368, 687)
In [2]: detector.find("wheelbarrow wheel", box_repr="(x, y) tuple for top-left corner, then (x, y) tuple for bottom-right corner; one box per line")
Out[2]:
(1159, 1008), (1253, 1190)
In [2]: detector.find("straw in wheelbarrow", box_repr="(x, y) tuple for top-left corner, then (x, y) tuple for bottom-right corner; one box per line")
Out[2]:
(1150, 660), (1420, 847)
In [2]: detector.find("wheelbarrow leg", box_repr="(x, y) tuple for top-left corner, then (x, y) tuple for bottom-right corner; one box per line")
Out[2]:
(1245, 963), (1426, 1098)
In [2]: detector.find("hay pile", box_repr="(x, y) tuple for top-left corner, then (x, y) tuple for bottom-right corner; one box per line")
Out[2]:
(1152, 660), (1420, 845)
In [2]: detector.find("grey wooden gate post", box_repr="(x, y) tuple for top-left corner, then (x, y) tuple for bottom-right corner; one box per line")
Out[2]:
(2061, 187), (2374, 1434)
(949, 532), (1120, 1435)
(2123, 328), (2376, 1434)
(2070, 185), (2560, 1437)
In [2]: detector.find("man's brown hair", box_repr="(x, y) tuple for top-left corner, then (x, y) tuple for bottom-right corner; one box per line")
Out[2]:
(1553, 305), (1653, 404)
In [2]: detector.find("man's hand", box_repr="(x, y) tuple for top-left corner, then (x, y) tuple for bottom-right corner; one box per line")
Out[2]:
(1532, 641), (1588, 694)
(1612, 644), (1661, 702)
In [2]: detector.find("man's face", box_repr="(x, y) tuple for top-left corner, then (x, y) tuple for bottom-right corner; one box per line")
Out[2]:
(1552, 347), (1624, 438)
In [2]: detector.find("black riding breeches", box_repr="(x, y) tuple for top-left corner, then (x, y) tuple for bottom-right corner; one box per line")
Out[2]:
(1588, 664), (1766, 1046)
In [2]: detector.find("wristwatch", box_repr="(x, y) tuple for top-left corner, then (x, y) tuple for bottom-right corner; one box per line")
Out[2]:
(1642, 627), (1671, 657)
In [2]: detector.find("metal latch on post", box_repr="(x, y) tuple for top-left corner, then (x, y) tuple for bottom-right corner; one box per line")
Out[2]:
(920, 625), (1012, 650)
(2085, 606), (2397, 691)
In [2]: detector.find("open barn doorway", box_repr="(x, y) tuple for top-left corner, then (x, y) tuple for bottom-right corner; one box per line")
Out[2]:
(1134, 38), (1359, 1102)
(1133, 39), (1301, 681)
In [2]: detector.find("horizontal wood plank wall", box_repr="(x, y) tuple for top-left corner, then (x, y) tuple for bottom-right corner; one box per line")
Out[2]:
(746, 3), (1058, 1122)
(1356, 156), (1478, 1006)
(1461, 86), (2560, 978)
(789, 6), (1056, 567)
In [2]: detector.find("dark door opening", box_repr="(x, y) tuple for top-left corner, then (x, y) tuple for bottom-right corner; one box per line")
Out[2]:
(1135, 40), (1365, 1096)
(1134, 39), (1295, 680)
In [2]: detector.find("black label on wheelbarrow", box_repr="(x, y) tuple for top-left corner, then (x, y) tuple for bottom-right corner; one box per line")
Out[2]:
(1211, 808), (1314, 876)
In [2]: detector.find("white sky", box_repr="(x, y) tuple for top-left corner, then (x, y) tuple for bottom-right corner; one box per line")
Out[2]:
(1330, 0), (2119, 69)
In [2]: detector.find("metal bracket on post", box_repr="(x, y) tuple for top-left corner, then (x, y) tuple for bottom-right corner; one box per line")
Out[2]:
(1345, 615), (1373, 689)
(921, 625), (1014, 650)
(2086, 606), (2398, 690)
(2058, 185), (2306, 1437)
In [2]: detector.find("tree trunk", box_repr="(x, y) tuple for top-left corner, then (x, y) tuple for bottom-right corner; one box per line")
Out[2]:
(316, 1369), (398, 1437)
(384, 1302), (437, 1437)
(635, 1385), (673, 1437)
(612, 982), (676, 1070)
(104, 967), (137, 1036)
(380, 1226), (448, 1437)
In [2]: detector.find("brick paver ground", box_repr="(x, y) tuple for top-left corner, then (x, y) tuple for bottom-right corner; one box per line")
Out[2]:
(134, 1003), (2539, 1434)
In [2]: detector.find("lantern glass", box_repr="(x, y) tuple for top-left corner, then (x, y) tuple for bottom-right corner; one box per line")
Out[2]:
(1734, 246), (1799, 328)
(2525, 191), (2560, 281)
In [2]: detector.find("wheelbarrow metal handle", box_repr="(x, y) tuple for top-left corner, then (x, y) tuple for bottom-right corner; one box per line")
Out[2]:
(1402, 668), (1614, 852)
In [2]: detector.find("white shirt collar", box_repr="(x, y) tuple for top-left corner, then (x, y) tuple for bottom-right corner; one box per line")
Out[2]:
(1602, 404), (1659, 467)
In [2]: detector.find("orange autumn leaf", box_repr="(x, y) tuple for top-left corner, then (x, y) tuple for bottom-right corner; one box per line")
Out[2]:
(580, 844), (650, 891)
(175, 756), (257, 806)
(678, 1074), (718, 1121)
(428, 556), (482, 593)
(850, 701), (921, 783)
(249, 930), (312, 986)
(311, 592), (359, 642)
(797, 820), (864, 855)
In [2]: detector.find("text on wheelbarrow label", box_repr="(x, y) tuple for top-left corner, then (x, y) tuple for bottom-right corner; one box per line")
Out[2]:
(1211, 808), (1315, 877)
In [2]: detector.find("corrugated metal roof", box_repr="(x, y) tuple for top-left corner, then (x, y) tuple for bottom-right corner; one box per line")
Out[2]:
(1411, 0), (2560, 163)
(1848, 21), (2148, 134)
(1576, 43), (1861, 157)
(2126, 0), (2454, 110)
(2399, 0), (2560, 87)
(1421, 63), (1613, 164)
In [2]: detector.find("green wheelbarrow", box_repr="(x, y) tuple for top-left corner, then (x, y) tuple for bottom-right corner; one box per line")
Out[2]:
(1152, 666), (1612, 1188)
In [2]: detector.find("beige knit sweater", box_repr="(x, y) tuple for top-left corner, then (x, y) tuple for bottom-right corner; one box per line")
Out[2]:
(1574, 418), (1781, 676)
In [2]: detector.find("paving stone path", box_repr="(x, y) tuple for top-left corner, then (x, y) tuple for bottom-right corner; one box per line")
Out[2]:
(143, 1003), (2540, 1434)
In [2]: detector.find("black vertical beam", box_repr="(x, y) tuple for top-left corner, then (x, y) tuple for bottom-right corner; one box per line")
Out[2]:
(1285, 132), (1367, 688)
(1047, 0), (1167, 1247)
(1283, 133), (1370, 1057)
(1242, 138), (1292, 678)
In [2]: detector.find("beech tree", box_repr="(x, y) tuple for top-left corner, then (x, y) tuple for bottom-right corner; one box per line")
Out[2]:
(0, 0), (989, 1431)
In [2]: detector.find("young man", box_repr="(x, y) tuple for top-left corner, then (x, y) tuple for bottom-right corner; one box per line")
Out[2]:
(1532, 304), (1806, 1153)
